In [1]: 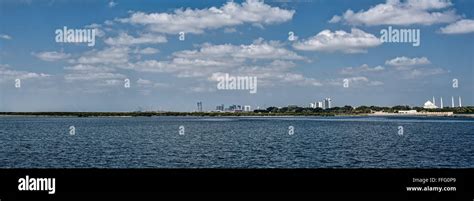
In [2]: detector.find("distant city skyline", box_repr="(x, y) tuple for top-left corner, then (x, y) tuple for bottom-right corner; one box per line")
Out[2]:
(0, 0), (473, 112)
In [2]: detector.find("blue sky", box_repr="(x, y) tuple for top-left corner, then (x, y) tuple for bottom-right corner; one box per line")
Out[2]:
(0, 0), (473, 112)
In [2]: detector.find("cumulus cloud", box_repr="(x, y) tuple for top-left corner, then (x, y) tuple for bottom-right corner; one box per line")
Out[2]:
(64, 64), (115, 73)
(63, 62), (127, 88)
(340, 64), (385, 75)
(292, 28), (382, 53)
(329, 76), (383, 87)
(136, 78), (152, 85)
(32, 51), (71, 62)
(384, 56), (447, 79)
(64, 72), (125, 82)
(75, 46), (130, 65)
(440, 19), (474, 34)
(104, 33), (167, 46)
(133, 47), (159, 55)
(136, 78), (168, 88)
(404, 67), (447, 79)
(127, 39), (320, 87)
(129, 39), (304, 76)
(385, 56), (430, 68)
(117, 0), (295, 34)
(329, 0), (459, 26)
(0, 64), (50, 80)
(209, 60), (322, 87)
(175, 39), (304, 60)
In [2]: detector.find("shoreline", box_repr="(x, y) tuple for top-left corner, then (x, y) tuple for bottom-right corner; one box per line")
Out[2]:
(1, 112), (473, 118)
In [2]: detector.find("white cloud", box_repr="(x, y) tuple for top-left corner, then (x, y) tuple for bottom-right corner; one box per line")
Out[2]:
(64, 64), (114, 73)
(405, 0), (452, 10)
(32, 51), (71, 62)
(60, 35), (314, 90)
(440, 19), (474, 34)
(384, 56), (446, 79)
(117, 0), (294, 34)
(328, 15), (341, 23)
(131, 58), (234, 78)
(104, 33), (167, 46)
(108, 1), (117, 8)
(404, 67), (447, 79)
(175, 39), (304, 60)
(329, 76), (383, 87)
(85, 24), (106, 38)
(292, 28), (382, 53)
(129, 39), (304, 77)
(133, 47), (159, 55)
(385, 56), (430, 68)
(340, 64), (385, 75)
(104, 20), (115, 26)
(63, 61), (127, 87)
(0, 34), (12, 40)
(0, 64), (50, 80)
(136, 78), (168, 88)
(75, 46), (130, 65)
(127, 39), (319, 88)
(136, 78), (152, 85)
(209, 60), (321, 87)
(64, 72), (125, 81)
(330, 0), (459, 26)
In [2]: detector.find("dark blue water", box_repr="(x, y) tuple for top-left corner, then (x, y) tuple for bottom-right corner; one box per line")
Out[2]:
(0, 116), (473, 168)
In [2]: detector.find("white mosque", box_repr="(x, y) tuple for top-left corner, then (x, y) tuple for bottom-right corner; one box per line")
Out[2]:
(423, 100), (438, 109)
(423, 96), (462, 109)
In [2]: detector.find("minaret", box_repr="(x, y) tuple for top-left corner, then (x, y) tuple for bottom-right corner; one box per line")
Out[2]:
(432, 96), (436, 106)
(440, 97), (443, 108)
(452, 96), (455, 108)
(459, 96), (462, 107)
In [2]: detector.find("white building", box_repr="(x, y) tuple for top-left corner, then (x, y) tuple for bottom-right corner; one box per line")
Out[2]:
(244, 105), (252, 112)
(316, 101), (323, 108)
(323, 98), (332, 109)
(399, 110), (418, 114)
(423, 100), (438, 109)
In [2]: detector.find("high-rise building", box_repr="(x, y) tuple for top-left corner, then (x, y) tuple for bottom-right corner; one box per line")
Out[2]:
(228, 104), (243, 111)
(310, 103), (315, 108)
(323, 98), (332, 109)
(197, 101), (203, 112)
(244, 105), (251, 112)
(216, 104), (224, 111)
(316, 101), (323, 108)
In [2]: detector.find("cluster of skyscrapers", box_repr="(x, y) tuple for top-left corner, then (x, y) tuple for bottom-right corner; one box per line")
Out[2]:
(310, 98), (332, 109)
(215, 104), (252, 112)
(197, 102), (252, 112)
